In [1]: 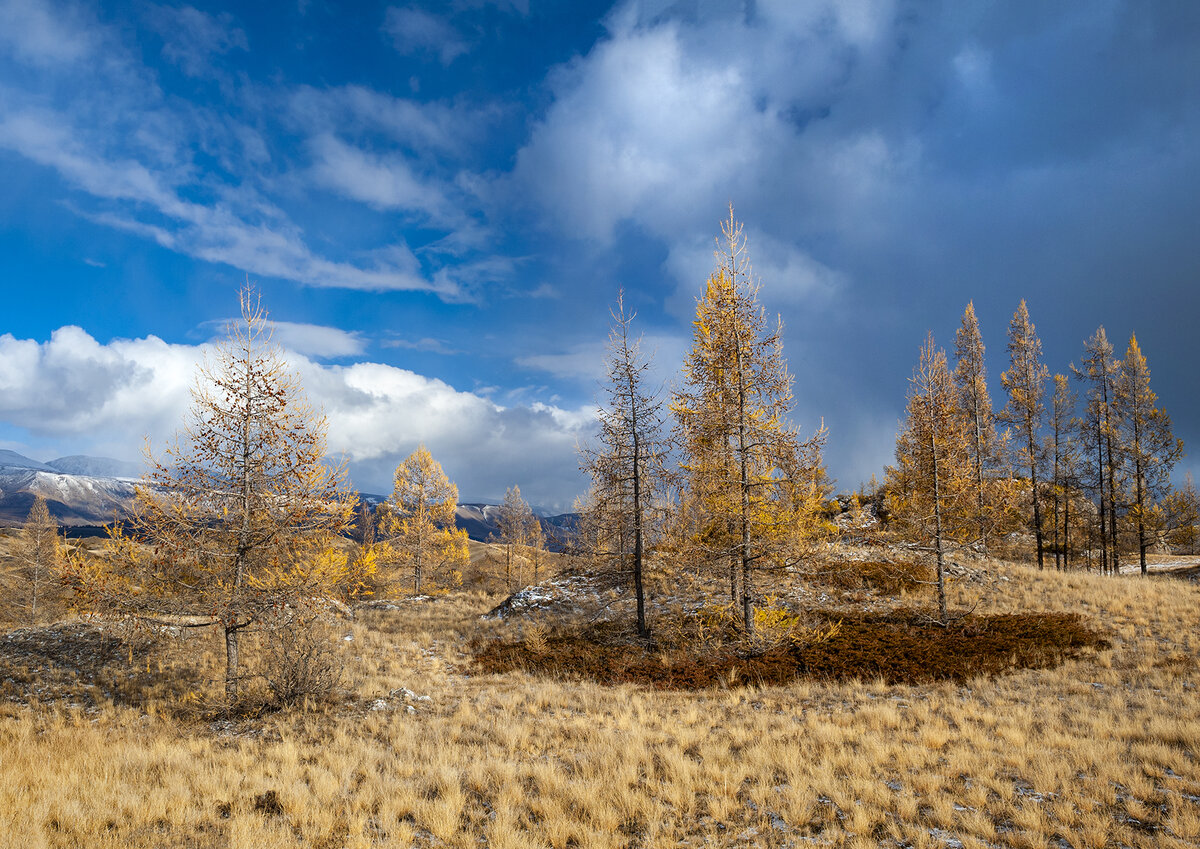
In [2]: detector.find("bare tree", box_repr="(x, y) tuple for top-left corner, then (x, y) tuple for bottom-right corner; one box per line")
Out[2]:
(579, 291), (671, 639)
(1073, 327), (1122, 574)
(1048, 375), (1079, 569)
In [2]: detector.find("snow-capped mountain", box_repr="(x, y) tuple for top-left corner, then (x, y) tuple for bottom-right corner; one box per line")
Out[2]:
(0, 452), (581, 542)
(0, 452), (142, 527)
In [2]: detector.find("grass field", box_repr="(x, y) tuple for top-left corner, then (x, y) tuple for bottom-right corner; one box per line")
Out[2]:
(0, 549), (1198, 848)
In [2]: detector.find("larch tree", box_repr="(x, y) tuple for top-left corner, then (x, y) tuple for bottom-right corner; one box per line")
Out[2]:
(952, 301), (1002, 551)
(1001, 300), (1050, 569)
(496, 485), (537, 590)
(888, 334), (973, 622)
(385, 446), (469, 594)
(1115, 334), (1184, 574)
(1073, 327), (1122, 574)
(1048, 374), (1079, 570)
(1166, 473), (1200, 555)
(9, 494), (63, 623)
(672, 207), (828, 633)
(579, 291), (671, 639)
(81, 288), (356, 704)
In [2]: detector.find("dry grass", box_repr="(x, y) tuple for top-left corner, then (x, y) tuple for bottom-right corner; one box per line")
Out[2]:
(1, 556), (1199, 848)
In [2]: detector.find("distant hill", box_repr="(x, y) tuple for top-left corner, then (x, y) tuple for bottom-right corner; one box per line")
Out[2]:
(45, 455), (143, 479)
(0, 454), (580, 543)
(0, 452), (142, 527)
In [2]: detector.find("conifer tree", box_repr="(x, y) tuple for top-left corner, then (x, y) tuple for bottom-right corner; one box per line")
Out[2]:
(1166, 473), (1200, 555)
(952, 302), (1001, 551)
(82, 287), (356, 703)
(1048, 374), (1082, 569)
(579, 292), (670, 639)
(1073, 327), (1122, 574)
(1116, 334), (1184, 574)
(1001, 300), (1050, 568)
(385, 445), (469, 593)
(496, 485), (537, 589)
(672, 207), (828, 633)
(9, 494), (63, 623)
(888, 334), (973, 621)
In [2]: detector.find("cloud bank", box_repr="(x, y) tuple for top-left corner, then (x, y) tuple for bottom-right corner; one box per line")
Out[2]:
(0, 327), (590, 510)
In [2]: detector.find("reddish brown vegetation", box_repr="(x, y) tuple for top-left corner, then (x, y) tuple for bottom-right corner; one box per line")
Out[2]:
(815, 559), (930, 595)
(472, 609), (1108, 689)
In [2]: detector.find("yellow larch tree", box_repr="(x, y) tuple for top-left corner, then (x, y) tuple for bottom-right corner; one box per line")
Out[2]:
(888, 334), (974, 621)
(495, 485), (537, 590)
(384, 445), (468, 594)
(1048, 374), (1081, 569)
(1115, 334), (1184, 573)
(1072, 326), (1122, 574)
(8, 494), (63, 623)
(952, 301), (1005, 551)
(76, 287), (356, 704)
(672, 207), (829, 633)
(1001, 300), (1050, 568)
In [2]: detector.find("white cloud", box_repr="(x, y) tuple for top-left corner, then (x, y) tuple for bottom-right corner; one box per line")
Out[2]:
(308, 133), (457, 224)
(0, 327), (592, 510)
(0, 6), (491, 299)
(147, 5), (249, 78)
(197, 319), (366, 359)
(383, 7), (470, 65)
(382, 337), (462, 355)
(503, 0), (923, 305)
(517, 332), (688, 386)
(0, 0), (97, 66)
(287, 85), (492, 156)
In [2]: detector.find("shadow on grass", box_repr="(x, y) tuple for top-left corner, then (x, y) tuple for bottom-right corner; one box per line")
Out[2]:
(472, 609), (1109, 689)
(0, 622), (207, 711)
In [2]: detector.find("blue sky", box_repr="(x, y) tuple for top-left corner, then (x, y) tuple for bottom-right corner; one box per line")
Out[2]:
(1, 0), (1198, 510)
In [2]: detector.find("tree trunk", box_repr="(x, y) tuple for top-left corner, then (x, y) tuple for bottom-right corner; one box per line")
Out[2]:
(972, 391), (987, 553)
(1096, 425), (1108, 575)
(630, 407), (647, 640)
(1028, 421), (1044, 569)
(224, 623), (240, 703)
(1064, 491), (1072, 569)
(736, 340), (753, 635)
(929, 394), (948, 622)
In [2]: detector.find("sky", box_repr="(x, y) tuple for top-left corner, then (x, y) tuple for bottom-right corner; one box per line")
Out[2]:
(0, 0), (1198, 511)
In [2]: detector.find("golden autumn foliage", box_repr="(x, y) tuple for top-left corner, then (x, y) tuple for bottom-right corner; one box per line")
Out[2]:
(672, 207), (829, 632)
(888, 334), (974, 620)
(384, 445), (468, 594)
(1002, 299), (1051, 568)
(72, 287), (356, 703)
(5, 495), (63, 624)
(952, 301), (1008, 551)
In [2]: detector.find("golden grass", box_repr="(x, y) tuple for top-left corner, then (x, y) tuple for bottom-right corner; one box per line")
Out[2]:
(0, 559), (1198, 848)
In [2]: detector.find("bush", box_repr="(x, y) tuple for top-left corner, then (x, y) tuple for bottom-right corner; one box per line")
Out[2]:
(259, 608), (344, 706)
(813, 560), (930, 595)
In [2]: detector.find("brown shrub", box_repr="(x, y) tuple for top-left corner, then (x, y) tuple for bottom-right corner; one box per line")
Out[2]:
(811, 560), (931, 595)
(472, 609), (1108, 690)
(259, 611), (344, 707)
